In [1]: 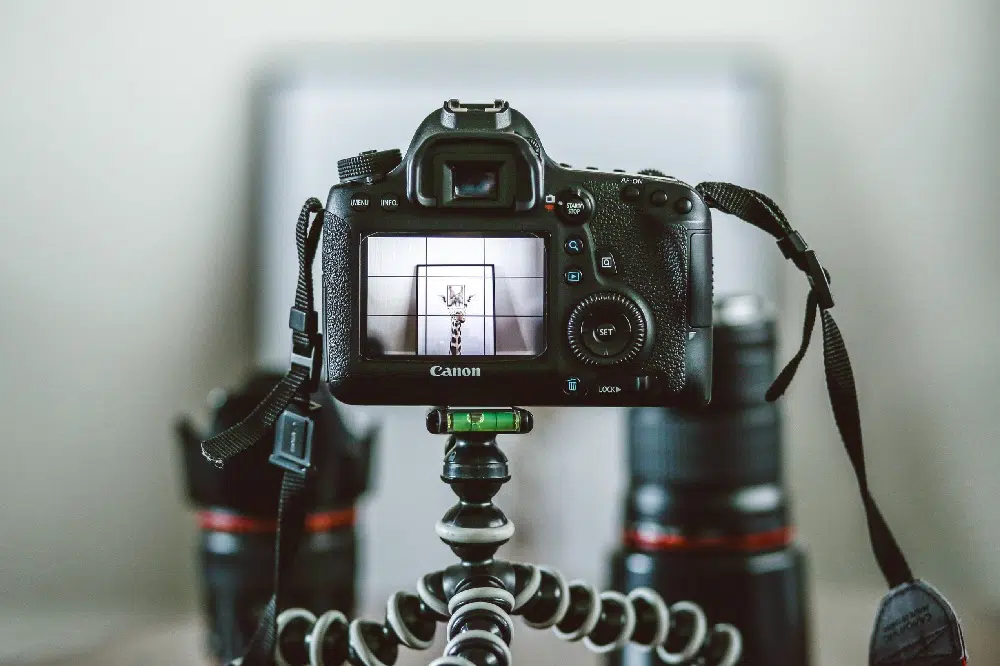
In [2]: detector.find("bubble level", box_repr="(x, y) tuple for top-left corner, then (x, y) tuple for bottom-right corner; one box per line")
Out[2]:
(426, 408), (533, 435)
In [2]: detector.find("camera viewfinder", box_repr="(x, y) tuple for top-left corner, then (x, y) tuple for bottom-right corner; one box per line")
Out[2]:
(450, 161), (501, 201)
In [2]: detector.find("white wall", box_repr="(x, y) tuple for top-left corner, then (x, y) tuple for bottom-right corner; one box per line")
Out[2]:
(1, 0), (998, 639)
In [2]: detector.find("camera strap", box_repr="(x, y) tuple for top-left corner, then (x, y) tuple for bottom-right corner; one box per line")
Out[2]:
(201, 197), (327, 666)
(697, 182), (968, 665)
(197, 188), (967, 665)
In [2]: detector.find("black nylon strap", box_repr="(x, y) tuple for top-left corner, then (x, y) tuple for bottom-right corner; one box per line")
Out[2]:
(199, 197), (326, 666)
(765, 289), (818, 402)
(697, 182), (834, 310)
(239, 470), (307, 666)
(696, 181), (913, 588)
(201, 197), (324, 467)
(201, 366), (309, 466)
(290, 199), (325, 358)
(820, 309), (913, 586)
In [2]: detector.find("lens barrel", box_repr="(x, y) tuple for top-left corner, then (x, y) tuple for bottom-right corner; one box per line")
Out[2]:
(607, 295), (811, 666)
(178, 374), (373, 664)
(196, 510), (358, 661)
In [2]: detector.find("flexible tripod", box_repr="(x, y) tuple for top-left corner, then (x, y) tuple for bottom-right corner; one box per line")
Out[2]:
(266, 408), (741, 666)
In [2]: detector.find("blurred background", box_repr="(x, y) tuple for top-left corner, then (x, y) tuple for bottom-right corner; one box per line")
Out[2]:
(1, 1), (998, 664)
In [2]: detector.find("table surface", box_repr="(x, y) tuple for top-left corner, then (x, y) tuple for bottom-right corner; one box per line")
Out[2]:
(7, 586), (995, 666)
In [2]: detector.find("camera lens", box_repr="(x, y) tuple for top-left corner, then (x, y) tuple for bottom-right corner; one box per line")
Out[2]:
(449, 161), (501, 200)
(606, 295), (811, 666)
(177, 375), (372, 664)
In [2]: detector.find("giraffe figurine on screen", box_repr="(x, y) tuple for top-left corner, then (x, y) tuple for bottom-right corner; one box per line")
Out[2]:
(440, 285), (475, 356)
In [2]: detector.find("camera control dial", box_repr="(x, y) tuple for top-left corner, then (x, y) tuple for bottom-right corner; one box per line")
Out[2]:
(567, 293), (647, 366)
(337, 149), (403, 184)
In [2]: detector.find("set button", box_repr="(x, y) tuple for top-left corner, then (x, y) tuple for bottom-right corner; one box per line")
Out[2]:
(581, 309), (633, 358)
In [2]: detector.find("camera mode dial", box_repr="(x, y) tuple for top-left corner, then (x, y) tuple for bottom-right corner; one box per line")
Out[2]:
(337, 149), (403, 184)
(567, 292), (647, 366)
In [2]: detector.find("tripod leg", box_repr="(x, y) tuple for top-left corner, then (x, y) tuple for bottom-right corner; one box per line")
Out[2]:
(512, 563), (743, 666)
(272, 416), (529, 666)
(273, 584), (446, 666)
(428, 431), (522, 666)
(274, 411), (743, 665)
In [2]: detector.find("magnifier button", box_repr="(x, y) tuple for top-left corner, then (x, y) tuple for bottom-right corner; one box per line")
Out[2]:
(565, 236), (585, 255)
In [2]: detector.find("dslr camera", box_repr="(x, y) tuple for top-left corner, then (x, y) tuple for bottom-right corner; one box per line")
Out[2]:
(323, 99), (712, 406)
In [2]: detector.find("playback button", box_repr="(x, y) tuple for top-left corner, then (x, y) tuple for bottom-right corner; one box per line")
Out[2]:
(564, 267), (584, 285)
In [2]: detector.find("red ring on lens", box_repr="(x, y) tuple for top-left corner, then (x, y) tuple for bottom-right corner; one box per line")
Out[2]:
(197, 507), (357, 534)
(624, 526), (793, 553)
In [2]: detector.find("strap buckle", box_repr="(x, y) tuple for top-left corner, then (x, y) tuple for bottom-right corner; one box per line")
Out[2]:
(802, 250), (834, 310)
(777, 231), (835, 310)
(289, 339), (322, 395)
(288, 306), (318, 335)
(288, 306), (322, 393)
(269, 403), (319, 475)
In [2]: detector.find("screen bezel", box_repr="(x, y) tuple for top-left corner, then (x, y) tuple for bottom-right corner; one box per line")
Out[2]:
(359, 231), (550, 361)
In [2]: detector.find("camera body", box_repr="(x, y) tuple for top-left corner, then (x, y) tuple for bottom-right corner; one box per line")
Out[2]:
(323, 100), (713, 407)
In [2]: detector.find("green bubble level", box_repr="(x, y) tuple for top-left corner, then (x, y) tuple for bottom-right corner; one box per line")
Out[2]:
(446, 410), (522, 433)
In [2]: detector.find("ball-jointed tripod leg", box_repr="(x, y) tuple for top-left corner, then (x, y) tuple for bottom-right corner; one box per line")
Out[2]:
(423, 411), (529, 665)
(272, 408), (742, 666)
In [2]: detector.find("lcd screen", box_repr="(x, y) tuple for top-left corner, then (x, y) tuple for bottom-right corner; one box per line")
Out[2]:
(363, 234), (545, 357)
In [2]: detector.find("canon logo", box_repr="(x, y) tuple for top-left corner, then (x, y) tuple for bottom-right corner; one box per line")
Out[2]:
(429, 365), (481, 378)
